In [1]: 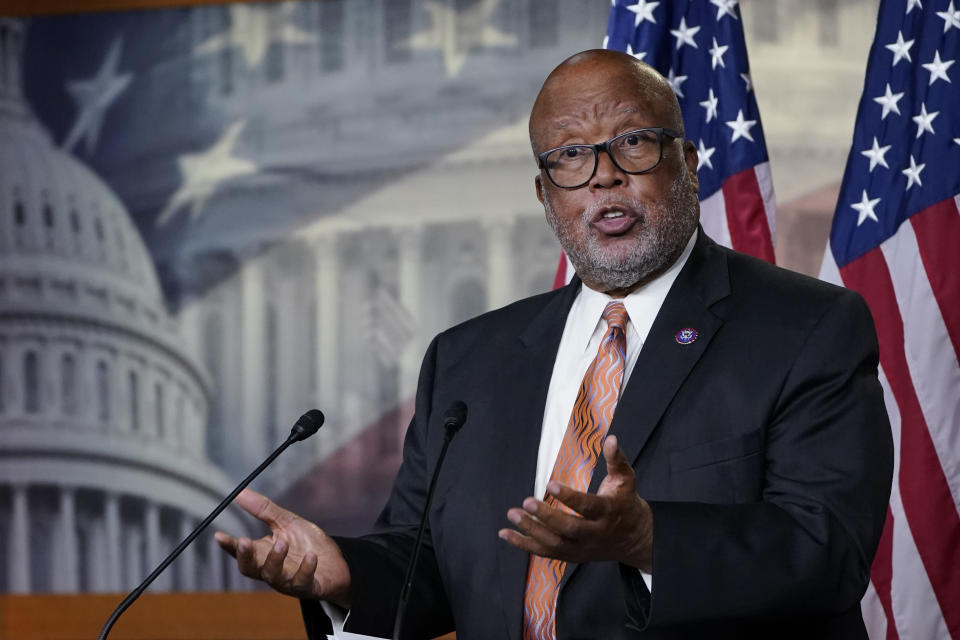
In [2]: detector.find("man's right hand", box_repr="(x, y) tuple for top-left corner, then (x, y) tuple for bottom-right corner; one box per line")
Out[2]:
(214, 488), (351, 608)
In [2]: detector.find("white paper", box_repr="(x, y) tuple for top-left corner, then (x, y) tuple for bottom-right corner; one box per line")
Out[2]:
(326, 633), (388, 640)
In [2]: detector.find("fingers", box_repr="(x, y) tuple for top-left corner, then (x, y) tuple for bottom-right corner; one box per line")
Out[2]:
(290, 552), (319, 593)
(507, 506), (568, 548)
(534, 438), (635, 518)
(546, 482), (606, 520)
(602, 435), (634, 478)
(235, 537), (262, 579)
(498, 510), (565, 559)
(261, 538), (289, 584)
(498, 498), (593, 561)
(231, 534), (322, 598)
(499, 441), (648, 566)
(498, 527), (552, 558)
(214, 531), (238, 557)
(235, 536), (285, 582)
(234, 489), (296, 528)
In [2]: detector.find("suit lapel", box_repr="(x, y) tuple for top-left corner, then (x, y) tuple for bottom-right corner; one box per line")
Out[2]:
(602, 233), (730, 476)
(493, 278), (581, 640)
(559, 231), (731, 591)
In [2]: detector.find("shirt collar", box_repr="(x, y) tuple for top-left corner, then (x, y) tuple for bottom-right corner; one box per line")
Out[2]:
(567, 229), (698, 354)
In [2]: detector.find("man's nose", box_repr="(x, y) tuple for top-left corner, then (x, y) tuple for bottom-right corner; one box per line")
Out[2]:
(590, 150), (626, 189)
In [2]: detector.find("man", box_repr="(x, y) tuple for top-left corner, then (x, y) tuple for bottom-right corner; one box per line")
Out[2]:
(215, 50), (892, 639)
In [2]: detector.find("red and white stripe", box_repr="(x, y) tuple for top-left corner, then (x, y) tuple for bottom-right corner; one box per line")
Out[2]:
(554, 162), (777, 287)
(699, 162), (776, 263)
(820, 194), (960, 640)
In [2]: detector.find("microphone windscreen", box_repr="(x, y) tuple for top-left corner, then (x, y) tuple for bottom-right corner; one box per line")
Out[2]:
(290, 409), (325, 442)
(442, 401), (468, 434)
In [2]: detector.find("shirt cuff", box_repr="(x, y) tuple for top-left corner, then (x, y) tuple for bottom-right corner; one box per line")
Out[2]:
(640, 569), (653, 593)
(319, 600), (351, 639)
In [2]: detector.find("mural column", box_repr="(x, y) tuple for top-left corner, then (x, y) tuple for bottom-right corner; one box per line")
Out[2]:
(207, 531), (224, 591)
(144, 501), (163, 590)
(9, 483), (30, 593)
(241, 262), (267, 468)
(226, 556), (244, 591)
(111, 354), (125, 434)
(122, 524), (142, 589)
(397, 227), (421, 399)
(312, 234), (339, 455)
(485, 219), (514, 310)
(83, 513), (107, 592)
(56, 487), (79, 592)
(104, 492), (122, 591)
(178, 514), (197, 590)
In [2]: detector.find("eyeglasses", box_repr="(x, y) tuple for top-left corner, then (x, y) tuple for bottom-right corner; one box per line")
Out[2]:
(537, 127), (684, 189)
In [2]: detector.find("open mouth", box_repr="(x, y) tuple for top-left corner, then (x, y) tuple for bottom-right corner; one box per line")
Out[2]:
(591, 207), (638, 236)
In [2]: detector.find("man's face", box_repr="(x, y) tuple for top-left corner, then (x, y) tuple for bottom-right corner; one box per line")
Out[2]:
(532, 61), (701, 292)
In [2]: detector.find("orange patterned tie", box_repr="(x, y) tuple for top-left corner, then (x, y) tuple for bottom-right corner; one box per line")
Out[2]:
(522, 301), (630, 640)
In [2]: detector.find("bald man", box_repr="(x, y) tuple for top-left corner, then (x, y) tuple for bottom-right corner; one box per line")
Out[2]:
(216, 51), (892, 640)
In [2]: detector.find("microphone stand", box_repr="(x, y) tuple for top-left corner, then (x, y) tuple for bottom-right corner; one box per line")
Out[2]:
(97, 410), (324, 640)
(392, 401), (467, 640)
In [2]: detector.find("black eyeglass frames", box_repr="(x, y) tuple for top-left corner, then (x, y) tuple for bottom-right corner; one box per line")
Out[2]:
(537, 127), (684, 189)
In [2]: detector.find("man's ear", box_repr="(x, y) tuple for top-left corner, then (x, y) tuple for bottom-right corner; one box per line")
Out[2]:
(683, 140), (700, 193)
(535, 174), (545, 205)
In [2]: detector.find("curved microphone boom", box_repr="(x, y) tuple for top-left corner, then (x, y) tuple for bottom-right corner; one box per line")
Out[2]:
(96, 409), (325, 640)
(392, 401), (468, 640)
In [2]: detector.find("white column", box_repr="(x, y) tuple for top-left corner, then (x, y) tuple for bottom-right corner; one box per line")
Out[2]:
(56, 488), (79, 592)
(207, 531), (224, 591)
(178, 514), (197, 591)
(313, 234), (340, 454)
(104, 493), (122, 591)
(485, 219), (514, 310)
(241, 262), (267, 470)
(9, 484), (30, 593)
(111, 354), (125, 433)
(44, 348), (58, 422)
(85, 515), (108, 592)
(123, 525), (143, 589)
(397, 229), (422, 400)
(9, 25), (25, 102)
(77, 344), (91, 424)
(227, 554), (249, 591)
(144, 501), (164, 591)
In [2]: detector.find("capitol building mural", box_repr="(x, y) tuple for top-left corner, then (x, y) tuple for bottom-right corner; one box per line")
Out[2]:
(0, 17), (247, 593)
(0, 0), (879, 594)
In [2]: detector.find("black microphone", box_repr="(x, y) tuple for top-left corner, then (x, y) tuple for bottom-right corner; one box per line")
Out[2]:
(442, 401), (467, 436)
(97, 409), (325, 640)
(392, 401), (468, 640)
(290, 408), (325, 442)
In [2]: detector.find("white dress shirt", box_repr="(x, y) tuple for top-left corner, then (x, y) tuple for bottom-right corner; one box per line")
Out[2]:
(534, 229), (697, 592)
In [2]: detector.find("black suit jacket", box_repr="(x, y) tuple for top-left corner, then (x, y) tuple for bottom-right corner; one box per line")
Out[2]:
(303, 232), (893, 639)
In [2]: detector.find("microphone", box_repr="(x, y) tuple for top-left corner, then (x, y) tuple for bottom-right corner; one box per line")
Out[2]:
(290, 408), (325, 442)
(392, 401), (468, 640)
(97, 409), (325, 640)
(442, 401), (467, 435)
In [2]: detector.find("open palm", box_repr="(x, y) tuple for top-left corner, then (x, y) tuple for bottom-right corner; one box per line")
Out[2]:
(214, 488), (351, 607)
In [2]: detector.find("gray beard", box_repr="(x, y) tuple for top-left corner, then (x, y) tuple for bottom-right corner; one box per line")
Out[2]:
(545, 174), (699, 291)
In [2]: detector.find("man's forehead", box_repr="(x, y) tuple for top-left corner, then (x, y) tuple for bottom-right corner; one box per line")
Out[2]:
(528, 50), (680, 150)
(547, 103), (644, 130)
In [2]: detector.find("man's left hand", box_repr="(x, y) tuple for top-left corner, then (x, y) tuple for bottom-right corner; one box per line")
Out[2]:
(498, 435), (653, 572)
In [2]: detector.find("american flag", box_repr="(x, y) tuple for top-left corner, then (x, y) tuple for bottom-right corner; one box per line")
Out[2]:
(818, 0), (960, 637)
(554, 0), (776, 287)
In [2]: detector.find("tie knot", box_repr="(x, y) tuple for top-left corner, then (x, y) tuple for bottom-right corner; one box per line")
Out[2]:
(603, 301), (629, 332)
